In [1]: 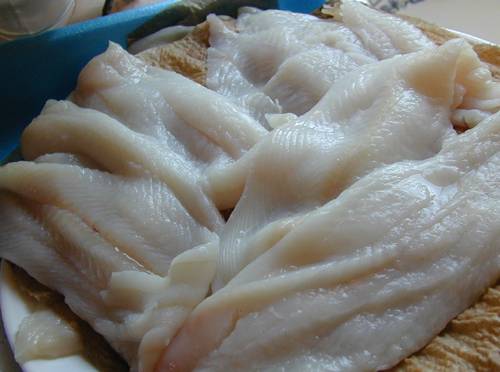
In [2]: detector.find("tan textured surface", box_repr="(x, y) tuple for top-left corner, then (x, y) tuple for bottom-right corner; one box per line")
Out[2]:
(136, 18), (237, 86)
(136, 20), (212, 86)
(137, 22), (218, 85)
(389, 284), (500, 372)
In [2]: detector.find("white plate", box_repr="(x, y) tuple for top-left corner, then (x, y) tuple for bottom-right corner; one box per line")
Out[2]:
(0, 262), (24, 372)
(0, 261), (98, 372)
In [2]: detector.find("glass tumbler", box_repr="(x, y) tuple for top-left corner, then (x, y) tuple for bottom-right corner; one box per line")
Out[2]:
(0, 0), (76, 41)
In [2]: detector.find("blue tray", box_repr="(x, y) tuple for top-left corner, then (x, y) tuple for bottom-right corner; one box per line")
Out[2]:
(0, 0), (325, 162)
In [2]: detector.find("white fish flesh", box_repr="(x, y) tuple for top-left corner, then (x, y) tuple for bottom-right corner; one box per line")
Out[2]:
(33, 152), (107, 171)
(0, 162), (215, 276)
(0, 161), (219, 372)
(213, 38), (491, 290)
(206, 0), (436, 119)
(14, 305), (83, 363)
(199, 0), (447, 207)
(333, 0), (436, 59)
(27, 42), (268, 212)
(206, 7), (377, 118)
(156, 107), (500, 372)
(21, 100), (225, 232)
(69, 42), (267, 160)
(199, 1), (446, 212)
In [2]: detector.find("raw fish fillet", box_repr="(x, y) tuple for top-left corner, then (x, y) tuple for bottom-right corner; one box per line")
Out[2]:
(3, 40), (262, 372)
(214, 38), (496, 290)
(21, 100), (225, 232)
(14, 305), (83, 363)
(156, 107), (500, 372)
(69, 42), (267, 160)
(206, 6), (376, 117)
(206, 0), (435, 119)
(25, 42), (268, 212)
(0, 161), (219, 372)
(33, 152), (107, 171)
(202, 1), (441, 209)
(332, 0), (435, 59)
(0, 162), (214, 276)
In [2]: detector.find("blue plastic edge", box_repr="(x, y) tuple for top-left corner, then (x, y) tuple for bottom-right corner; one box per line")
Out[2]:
(0, 0), (325, 162)
(0, 0), (181, 161)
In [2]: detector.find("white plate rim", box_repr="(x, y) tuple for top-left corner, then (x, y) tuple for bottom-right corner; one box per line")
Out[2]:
(0, 261), (98, 372)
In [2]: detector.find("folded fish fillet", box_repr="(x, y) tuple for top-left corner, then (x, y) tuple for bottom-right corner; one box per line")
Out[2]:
(213, 37), (499, 290)
(0, 161), (219, 372)
(4, 40), (280, 371)
(157, 106), (500, 372)
(21, 100), (225, 231)
(206, 0), (436, 122)
(200, 0), (449, 210)
(4, 40), (269, 371)
(0, 162), (214, 277)
(334, 0), (435, 59)
(207, 6), (370, 118)
(69, 42), (268, 160)
(24, 42), (268, 213)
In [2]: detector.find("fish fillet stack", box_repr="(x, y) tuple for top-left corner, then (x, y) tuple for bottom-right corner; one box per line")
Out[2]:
(1, 1), (500, 371)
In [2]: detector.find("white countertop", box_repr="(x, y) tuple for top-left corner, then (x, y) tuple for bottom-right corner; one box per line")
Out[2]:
(387, 0), (500, 45)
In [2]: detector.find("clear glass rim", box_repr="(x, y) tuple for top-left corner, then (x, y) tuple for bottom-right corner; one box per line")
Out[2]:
(0, 0), (76, 41)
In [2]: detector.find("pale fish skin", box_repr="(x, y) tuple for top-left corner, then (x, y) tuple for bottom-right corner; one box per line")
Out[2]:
(156, 38), (500, 371)
(201, 0), (443, 211)
(14, 305), (83, 363)
(213, 38), (497, 291)
(156, 102), (500, 372)
(0, 160), (220, 372)
(205, 0), (436, 122)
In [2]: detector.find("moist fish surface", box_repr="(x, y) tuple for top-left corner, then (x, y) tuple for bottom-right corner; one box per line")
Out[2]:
(156, 107), (500, 372)
(0, 161), (220, 372)
(206, 0), (435, 121)
(25, 42), (268, 214)
(213, 38), (498, 290)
